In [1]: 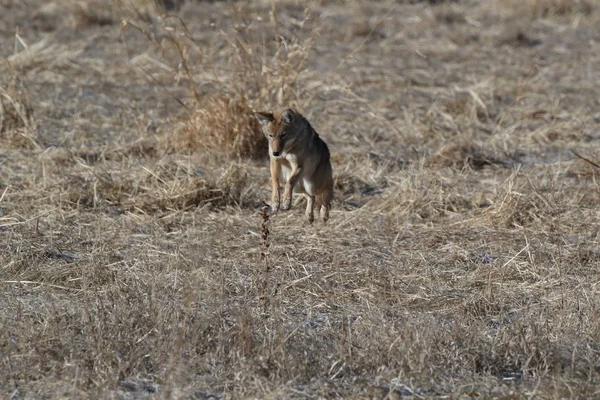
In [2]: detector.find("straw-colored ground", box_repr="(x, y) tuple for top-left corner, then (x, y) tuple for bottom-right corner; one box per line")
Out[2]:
(1, 0), (599, 398)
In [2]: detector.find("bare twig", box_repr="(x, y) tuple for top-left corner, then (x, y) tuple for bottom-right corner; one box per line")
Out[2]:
(572, 150), (600, 169)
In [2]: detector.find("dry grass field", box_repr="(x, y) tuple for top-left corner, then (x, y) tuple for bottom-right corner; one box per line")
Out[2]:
(1, 0), (599, 398)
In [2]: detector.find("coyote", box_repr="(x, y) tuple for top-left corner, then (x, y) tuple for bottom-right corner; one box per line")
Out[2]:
(255, 108), (333, 224)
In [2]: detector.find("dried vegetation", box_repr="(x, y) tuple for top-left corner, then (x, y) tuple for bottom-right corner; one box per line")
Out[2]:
(0, 0), (599, 398)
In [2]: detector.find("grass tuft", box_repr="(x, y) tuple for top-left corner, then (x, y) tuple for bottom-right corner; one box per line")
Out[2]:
(175, 95), (266, 159)
(0, 75), (38, 149)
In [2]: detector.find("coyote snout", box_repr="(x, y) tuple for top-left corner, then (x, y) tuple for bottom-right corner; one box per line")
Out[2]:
(255, 108), (334, 224)
(270, 136), (282, 157)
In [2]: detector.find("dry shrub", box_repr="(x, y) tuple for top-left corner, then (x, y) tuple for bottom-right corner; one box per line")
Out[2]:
(122, 6), (318, 159)
(176, 96), (266, 160)
(0, 75), (39, 149)
(176, 30), (318, 159)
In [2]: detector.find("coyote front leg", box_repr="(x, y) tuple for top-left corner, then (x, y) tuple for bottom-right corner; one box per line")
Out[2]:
(270, 158), (281, 212)
(282, 159), (301, 210)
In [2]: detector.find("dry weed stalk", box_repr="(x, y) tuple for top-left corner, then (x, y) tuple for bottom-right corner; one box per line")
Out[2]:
(258, 203), (272, 315)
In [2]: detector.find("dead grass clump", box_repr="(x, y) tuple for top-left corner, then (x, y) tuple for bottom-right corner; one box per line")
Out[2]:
(137, 177), (227, 212)
(0, 75), (39, 150)
(135, 164), (250, 213)
(64, 137), (160, 166)
(58, 161), (250, 213)
(426, 141), (502, 169)
(334, 172), (384, 209)
(482, 173), (566, 228)
(370, 167), (479, 223)
(62, 173), (136, 209)
(176, 95), (266, 160)
(61, 166), (250, 213)
(216, 163), (249, 203)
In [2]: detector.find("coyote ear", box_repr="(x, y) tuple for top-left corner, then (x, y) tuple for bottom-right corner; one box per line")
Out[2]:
(281, 109), (294, 124)
(255, 112), (274, 125)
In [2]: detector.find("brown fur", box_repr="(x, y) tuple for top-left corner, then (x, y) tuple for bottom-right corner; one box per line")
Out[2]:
(255, 108), (334, 224)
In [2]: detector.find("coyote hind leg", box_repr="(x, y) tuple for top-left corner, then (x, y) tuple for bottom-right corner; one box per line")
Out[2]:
(305, 194), (315, 224)
(318, 186), (333, 223)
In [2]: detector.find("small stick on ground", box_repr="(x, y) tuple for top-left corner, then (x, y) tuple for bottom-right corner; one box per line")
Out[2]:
(572, 150), (600, 170)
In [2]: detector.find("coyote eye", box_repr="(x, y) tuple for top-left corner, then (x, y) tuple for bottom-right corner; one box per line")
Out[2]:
(280, 133), (286, 138)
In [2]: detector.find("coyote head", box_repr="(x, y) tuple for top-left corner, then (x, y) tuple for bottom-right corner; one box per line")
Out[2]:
(255, 108), (299, 158)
